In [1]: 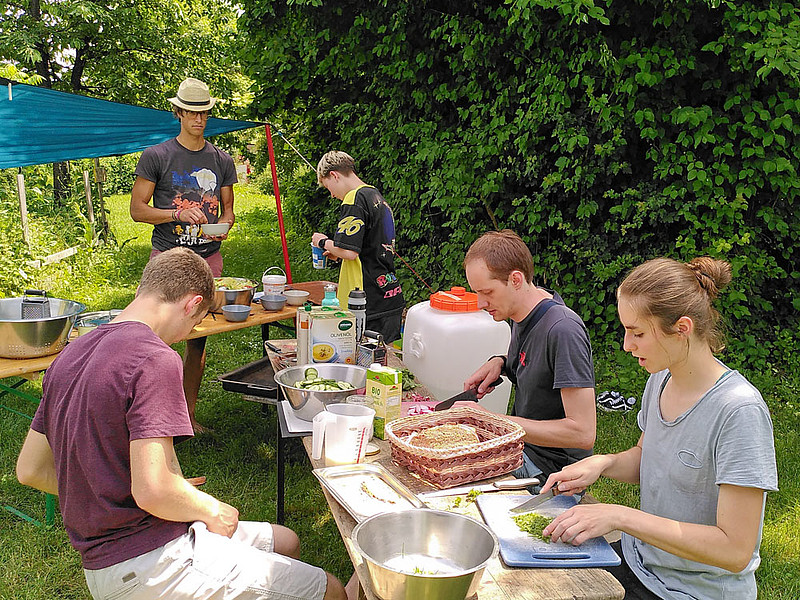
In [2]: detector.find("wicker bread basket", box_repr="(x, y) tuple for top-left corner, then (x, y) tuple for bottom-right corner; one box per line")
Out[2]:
(385, 406), (525, 489)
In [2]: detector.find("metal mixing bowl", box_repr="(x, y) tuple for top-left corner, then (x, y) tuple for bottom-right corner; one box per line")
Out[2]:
(274, 363), (367, 421)
(212, 277), (257, 312)
(352, 509), (498, 600)
(0, 297), (86, 358)
(75, 309), (123, 336)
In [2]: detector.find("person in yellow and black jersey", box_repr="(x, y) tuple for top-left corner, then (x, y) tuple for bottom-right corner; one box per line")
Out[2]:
(312, 151), (405, 342)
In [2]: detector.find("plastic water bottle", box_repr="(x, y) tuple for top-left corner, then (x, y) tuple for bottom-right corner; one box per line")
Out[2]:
(297, 304), (312, 365)
(321, 284), (339, 308)
(348, 288), (367, 342)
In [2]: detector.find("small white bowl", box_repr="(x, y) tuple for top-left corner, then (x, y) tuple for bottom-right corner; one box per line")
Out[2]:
(201, 223), (231, 236)
(283, 289), (311, 306)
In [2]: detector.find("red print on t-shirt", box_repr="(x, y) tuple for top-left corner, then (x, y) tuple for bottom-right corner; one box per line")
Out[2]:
(519, 351), (526, 367)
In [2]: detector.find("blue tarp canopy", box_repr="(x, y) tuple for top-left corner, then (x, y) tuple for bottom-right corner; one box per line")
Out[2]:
(0, 79), (261, 169)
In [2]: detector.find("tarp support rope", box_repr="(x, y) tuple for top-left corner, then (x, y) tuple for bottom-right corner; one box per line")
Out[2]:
(265, 124), (292, 284)
(273, 128), (316, 171)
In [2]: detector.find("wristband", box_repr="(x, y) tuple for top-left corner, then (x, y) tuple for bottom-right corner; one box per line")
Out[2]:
(175, 208), (183, 222)
(489, 354), (507, 374)
(318, 237), (329, 250)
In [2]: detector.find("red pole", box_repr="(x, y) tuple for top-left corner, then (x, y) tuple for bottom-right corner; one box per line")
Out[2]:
(265, 124), (293, 283)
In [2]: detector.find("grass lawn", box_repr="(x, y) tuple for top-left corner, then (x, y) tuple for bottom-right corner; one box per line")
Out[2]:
(1, 184), (797, 598)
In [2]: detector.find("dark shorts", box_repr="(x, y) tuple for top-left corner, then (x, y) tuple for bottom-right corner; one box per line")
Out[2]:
(366, 312), (402, 344)
(605, 541), (661, 600)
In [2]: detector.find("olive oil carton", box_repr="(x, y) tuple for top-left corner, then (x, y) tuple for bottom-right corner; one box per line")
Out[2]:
(366, 364), (402, 439)
(308, 307), (357, 364)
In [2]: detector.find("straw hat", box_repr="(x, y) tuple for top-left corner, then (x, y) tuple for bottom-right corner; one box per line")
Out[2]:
(169, 78), (217, 111)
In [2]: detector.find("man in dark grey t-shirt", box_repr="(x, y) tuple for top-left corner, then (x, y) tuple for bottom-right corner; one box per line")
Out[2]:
(130, 78), (237, 433)
(463, 230), (596, 485)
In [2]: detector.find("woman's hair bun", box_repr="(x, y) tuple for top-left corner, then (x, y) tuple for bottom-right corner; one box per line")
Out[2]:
(687, 257), (732, 300)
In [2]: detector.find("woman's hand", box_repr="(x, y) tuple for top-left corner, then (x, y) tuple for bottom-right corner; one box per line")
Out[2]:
(540, 454), (613, 496)
(543, 503), (629, 546)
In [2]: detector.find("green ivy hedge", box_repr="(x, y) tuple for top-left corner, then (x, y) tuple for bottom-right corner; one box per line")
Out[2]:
(239, 0), (799, 372)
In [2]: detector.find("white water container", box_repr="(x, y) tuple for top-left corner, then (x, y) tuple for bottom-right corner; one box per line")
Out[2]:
(402, 287), (512, 414)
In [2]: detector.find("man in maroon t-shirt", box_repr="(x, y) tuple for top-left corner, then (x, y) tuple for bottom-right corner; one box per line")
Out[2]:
(16, 248), (351, 600)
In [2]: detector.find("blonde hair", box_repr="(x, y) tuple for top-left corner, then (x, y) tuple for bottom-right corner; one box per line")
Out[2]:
(618, 257), (732, 351)
(316, 151), (355, 184)
(464, 229), (534, 283)
(138, 248), (215, 312)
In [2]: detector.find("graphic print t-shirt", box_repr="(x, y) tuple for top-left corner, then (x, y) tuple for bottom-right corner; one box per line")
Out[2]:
(135, 138), (237, 257)
(333, 185), (404, 318)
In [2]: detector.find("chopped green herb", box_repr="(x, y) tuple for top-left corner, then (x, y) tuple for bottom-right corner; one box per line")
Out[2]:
(512, 513), (553, 543)
(412, 565), (438, 575)
(451, 496), (463, 507)
(466, 488), (483, 502)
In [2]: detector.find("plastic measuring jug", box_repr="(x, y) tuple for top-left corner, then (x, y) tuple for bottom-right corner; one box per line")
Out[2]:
(312, 403), (375, 466)
(262, 266), (287, 295)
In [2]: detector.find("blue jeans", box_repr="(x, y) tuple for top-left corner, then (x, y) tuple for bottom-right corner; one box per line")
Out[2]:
(513, 453), (544, 494)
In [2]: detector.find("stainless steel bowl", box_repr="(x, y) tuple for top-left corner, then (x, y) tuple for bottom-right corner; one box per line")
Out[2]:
(260, 294), (287, 311)
(212, 277), (257, 313)
(75, 309), (123, 336)
(274, 363), (367, 421)
(352, 509), (498, 600)
(0, 297), (86, 358)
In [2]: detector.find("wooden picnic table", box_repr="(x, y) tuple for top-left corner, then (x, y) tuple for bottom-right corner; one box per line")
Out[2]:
(0, 279), (334, 380)
(263, 339), (624, 600)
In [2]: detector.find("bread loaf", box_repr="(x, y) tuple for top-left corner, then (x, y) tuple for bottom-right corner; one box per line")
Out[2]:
(410, 423), (480, 449)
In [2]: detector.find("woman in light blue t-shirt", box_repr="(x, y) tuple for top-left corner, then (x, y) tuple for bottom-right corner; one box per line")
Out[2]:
(539, 257), (778, 600)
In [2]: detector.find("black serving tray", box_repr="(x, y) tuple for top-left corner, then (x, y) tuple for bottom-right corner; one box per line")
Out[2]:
(218, 355), (278, 401)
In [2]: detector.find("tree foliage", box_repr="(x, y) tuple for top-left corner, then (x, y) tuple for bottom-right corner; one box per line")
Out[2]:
(240, 0), (799, 370)
(0, 0), (247, 112)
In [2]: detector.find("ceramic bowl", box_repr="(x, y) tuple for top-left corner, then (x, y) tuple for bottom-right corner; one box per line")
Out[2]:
(283, 289), (310, 306)
(201, 222), (231, 236)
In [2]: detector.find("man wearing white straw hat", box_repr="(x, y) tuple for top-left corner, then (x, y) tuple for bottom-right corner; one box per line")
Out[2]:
(130, 77), (237, 434)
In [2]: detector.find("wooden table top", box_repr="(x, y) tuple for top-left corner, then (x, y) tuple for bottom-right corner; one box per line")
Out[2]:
(266, 339), (624, 600)
(0, 299), (302, 380)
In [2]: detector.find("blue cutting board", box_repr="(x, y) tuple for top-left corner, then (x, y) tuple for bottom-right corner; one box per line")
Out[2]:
(476, 494), (621, 568)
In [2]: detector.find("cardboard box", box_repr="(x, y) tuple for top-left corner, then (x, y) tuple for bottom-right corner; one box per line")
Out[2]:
(309, 307), (357, 364)
(366, 365), (402, 439)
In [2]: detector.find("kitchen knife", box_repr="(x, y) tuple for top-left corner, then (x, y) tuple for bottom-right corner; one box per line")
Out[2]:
(433, 376), (504, 411)
(509, 489), (557, 513)
(419, 477), (540, 499)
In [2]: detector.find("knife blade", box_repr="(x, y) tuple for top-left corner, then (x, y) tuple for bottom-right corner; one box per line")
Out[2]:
(433, 376), (504, 411)
(419, 477), (540, 499)
(509, 489), (556, 513)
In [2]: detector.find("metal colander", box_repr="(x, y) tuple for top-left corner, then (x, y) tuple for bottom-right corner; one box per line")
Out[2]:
(0, 295), (86, 359)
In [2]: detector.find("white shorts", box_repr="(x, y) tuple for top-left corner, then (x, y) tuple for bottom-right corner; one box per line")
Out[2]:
(84, 521), (328, 600)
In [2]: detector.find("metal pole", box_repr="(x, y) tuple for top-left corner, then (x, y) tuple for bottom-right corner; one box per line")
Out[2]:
(16, 169), (29, 245)
(93, 158), (109, 240)
(83, 170), (96, 239)
(265, 124), (293, 284)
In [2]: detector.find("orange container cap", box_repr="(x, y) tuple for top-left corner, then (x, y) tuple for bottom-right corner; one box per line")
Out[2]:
(429, 287), (479, 312)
